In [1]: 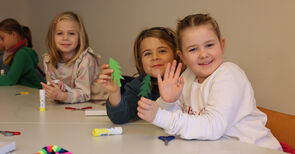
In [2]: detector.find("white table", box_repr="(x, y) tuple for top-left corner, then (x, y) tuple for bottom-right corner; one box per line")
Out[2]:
(0, 86), (286, 154)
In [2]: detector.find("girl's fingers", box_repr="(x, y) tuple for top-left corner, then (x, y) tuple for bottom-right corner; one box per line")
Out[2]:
(100, 64), (109, 70)
(138, 100), (150, 109)
(138, 100), (145, 109)
(49, 80), (55, 85)
(40, 82), (47, 88)
(137, 111), (145, 120)
(164, 62), (171, 80)
(99, 74), (111, 80)
(41, 82), (52, 90)
(137, 106), (149, 116)
(101, 68), (113, 76)
(157, 70), (162, 84)
(179, 76), (184, 89)
(140, 97), (153, 105)
(169, 60), (177, 78)
(174, 63), (182, 79)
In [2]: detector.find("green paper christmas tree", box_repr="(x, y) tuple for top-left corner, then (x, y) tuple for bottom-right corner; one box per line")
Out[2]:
(109, 58), (124, 87)
(138, 74), (152, 97)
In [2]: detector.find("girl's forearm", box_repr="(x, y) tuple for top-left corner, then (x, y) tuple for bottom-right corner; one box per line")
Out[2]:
(108, 90), (121, 107)
(56, 91), (68, 101)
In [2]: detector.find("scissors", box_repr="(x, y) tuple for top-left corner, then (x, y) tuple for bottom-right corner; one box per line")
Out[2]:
(158, 135), (175, 146)
(0, 131), (21, 136)
(65, 106), (92, 111)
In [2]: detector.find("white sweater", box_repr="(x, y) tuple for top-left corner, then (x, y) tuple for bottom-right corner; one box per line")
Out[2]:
(153, 62), (282, 151)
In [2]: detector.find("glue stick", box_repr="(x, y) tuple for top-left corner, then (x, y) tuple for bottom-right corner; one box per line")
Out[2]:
(92, 127), (122, 136)
(39, 89), (45, 112)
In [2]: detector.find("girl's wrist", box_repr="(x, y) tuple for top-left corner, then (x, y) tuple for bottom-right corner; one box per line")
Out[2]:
(56, 92), (67, 101)
(109, 91), (121, 107)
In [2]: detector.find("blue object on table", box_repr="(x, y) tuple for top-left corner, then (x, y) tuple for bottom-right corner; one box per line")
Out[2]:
(158, 135), (175, 146)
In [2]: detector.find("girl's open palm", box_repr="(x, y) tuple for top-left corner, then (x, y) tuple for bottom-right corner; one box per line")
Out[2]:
(157, 60), (184, 103)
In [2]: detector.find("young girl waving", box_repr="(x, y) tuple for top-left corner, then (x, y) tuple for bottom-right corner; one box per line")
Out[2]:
(138, 14), (282, 151)
(98, 27), (180, 124)
(0, 18), (42, 88)
(41, 11), (107, 103)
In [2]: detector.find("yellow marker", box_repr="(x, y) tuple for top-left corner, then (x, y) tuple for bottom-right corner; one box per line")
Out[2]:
(15, 91), (29, 95)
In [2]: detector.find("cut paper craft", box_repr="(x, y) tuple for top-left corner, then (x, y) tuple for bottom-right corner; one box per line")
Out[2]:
(138, 74), (152, 97)
(109, 58), (124, 87)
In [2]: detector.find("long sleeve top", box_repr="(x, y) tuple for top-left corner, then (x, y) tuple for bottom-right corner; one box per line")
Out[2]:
(0, 47), (42, 89)
(106, 75), (160, 124)
(43, 47), (108, 103)
(153, 62), (282, 151)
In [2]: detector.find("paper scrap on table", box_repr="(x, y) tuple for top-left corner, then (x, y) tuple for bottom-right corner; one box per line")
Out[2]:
(85, 110), (107, 116)
(0, 141), (16, 154)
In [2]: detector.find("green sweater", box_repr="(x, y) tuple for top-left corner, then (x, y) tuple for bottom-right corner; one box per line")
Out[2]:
(0, 47), (42, 89)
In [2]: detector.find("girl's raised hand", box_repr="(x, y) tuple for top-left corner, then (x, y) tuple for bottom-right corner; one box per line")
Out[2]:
(157, 60), (184, 103)
(97, 64), (119, 93)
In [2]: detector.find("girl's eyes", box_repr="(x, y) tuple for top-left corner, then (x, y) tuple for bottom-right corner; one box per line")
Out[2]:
(56, 32), (77, 35)
(142, 49), (167, 56)
(206, 43), (214, 48)
(188, 48), (198, 52)
(188, 43), (215, 52)
(143, 52), (151, 56)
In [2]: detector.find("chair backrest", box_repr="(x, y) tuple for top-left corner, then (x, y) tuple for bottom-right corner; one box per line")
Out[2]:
(258, 107), (295, 149)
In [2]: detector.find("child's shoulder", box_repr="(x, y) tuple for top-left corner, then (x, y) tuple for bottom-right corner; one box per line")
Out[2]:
(214, 62), (248, 81)
(78, 47), (100, 63)
(17, 47), (34, 54)
(218, 62), (245, 74)
(16, 47), (37, 58)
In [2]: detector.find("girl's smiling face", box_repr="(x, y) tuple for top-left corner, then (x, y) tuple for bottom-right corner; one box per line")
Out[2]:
(54, 20), (80, 61)
(140, 37), (175, 78)
(179, 24), (225, 83)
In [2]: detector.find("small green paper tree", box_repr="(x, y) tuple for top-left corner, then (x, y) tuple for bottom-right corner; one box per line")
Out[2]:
(138, 74), (152, 97)
(109, 58), (124, 87)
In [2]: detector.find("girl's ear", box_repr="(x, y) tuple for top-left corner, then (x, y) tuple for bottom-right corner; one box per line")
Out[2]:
(11, 32), (18, 39)
(177, 50), (186, 64)
(220, 38), (226, 54)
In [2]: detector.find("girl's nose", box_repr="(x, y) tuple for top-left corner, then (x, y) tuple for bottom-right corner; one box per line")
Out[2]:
(62, 34), (68, 40)
(199, 49), (208, 59)
(152, 52), (159, 60)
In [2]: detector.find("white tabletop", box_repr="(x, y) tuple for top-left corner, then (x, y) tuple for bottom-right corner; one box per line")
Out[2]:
(0, 86), (286, 154)
(0, 85), (109, 124)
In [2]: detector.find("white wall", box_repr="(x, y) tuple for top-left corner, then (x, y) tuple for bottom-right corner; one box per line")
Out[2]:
(2, 0), (295, 115)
